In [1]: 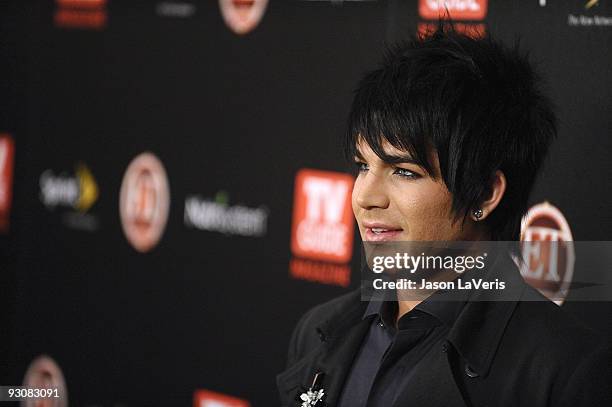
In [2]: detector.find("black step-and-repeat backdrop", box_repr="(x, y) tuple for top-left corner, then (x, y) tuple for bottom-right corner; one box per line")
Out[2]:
(1, 1), (612, 406)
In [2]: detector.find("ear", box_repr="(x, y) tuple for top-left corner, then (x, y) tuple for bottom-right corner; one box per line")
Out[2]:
(472, 170), (506, 221)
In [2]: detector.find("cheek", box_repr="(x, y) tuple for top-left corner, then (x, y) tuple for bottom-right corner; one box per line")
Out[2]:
(393, 184), (455, 236)
(351, 181), (366, 226)
(351, 183), (359, 216)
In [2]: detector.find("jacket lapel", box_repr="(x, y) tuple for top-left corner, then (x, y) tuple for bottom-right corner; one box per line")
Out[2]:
(389, 298), (520, 407)
(313, 315), (374, 406)
(392, 339), (468, 407)
(277, 288), (371, 407)
(448, 253), (527, 377)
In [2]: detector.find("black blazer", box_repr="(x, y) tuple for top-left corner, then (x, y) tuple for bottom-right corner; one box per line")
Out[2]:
(277, 255), (612, 407)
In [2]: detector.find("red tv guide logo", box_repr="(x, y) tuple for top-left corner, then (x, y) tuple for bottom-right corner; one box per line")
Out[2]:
(0, 134), (15, 232)
(291, 169), (354, 263)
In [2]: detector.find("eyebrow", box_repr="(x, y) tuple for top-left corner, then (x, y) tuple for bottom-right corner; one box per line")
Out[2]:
(353, 151), (421, 166)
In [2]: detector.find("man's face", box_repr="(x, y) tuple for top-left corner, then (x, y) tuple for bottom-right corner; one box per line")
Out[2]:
(352, 139), (477, 242)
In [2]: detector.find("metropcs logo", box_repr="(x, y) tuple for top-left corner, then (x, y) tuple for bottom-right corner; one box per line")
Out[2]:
(119, 152), (170, 253)
(520, 202), (575, 305)
(0, 134), (15, 233)
(193, 389), (251, 407)
(290, 169), (354, 287)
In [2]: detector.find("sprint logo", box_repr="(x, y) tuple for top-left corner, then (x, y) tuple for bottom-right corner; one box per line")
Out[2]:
(40, 162), (99, 212)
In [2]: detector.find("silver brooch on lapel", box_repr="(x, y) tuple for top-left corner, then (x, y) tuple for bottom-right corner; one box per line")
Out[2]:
(299, 388), (324, 407)
(299, 371), (325, 407)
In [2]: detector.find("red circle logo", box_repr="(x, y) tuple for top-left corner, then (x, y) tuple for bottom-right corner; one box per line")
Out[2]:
(219, 0), (268, 35)
(119, 152), (170, 253)
(520, 202), (575, 305)
(22, 355), (68, 407)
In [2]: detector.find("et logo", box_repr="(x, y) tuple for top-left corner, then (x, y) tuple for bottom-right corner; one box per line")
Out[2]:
(119, 152), (170, 253)
(219, 0), (268, 35)
(520, 202), (575, 305)
(22, 355), (68, 407)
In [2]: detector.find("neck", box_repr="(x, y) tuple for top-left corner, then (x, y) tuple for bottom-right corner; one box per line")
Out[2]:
(392, 238), (493, 326)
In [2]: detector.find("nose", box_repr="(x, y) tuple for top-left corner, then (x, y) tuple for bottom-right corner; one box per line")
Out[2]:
(353, 169), (390, 209)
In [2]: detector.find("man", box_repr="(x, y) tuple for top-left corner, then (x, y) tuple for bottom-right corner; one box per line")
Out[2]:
(277, 23), (612, 407)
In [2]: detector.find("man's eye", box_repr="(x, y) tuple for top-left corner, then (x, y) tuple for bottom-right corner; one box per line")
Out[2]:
(394, 167), (419, 179)
(355, 162), (368, 172)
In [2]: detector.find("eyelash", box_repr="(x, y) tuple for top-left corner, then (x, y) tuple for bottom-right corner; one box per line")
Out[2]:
(354, 162), (420, 179)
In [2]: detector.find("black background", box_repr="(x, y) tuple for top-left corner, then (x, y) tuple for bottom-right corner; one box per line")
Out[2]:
(1, 1), (611, 406)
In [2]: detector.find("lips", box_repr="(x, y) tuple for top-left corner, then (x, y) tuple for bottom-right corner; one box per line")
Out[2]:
(362, 222), (403, 242)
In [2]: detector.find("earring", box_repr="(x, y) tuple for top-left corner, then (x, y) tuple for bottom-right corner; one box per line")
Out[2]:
(472, 208), (483, 220)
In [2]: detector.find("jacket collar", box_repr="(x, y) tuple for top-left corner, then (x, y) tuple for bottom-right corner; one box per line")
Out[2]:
(316, 287), (368, 341)
(363, 284), (470, 330)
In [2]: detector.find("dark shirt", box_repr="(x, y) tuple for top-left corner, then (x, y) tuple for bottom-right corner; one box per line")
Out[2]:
(337, 293), (467, 407)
